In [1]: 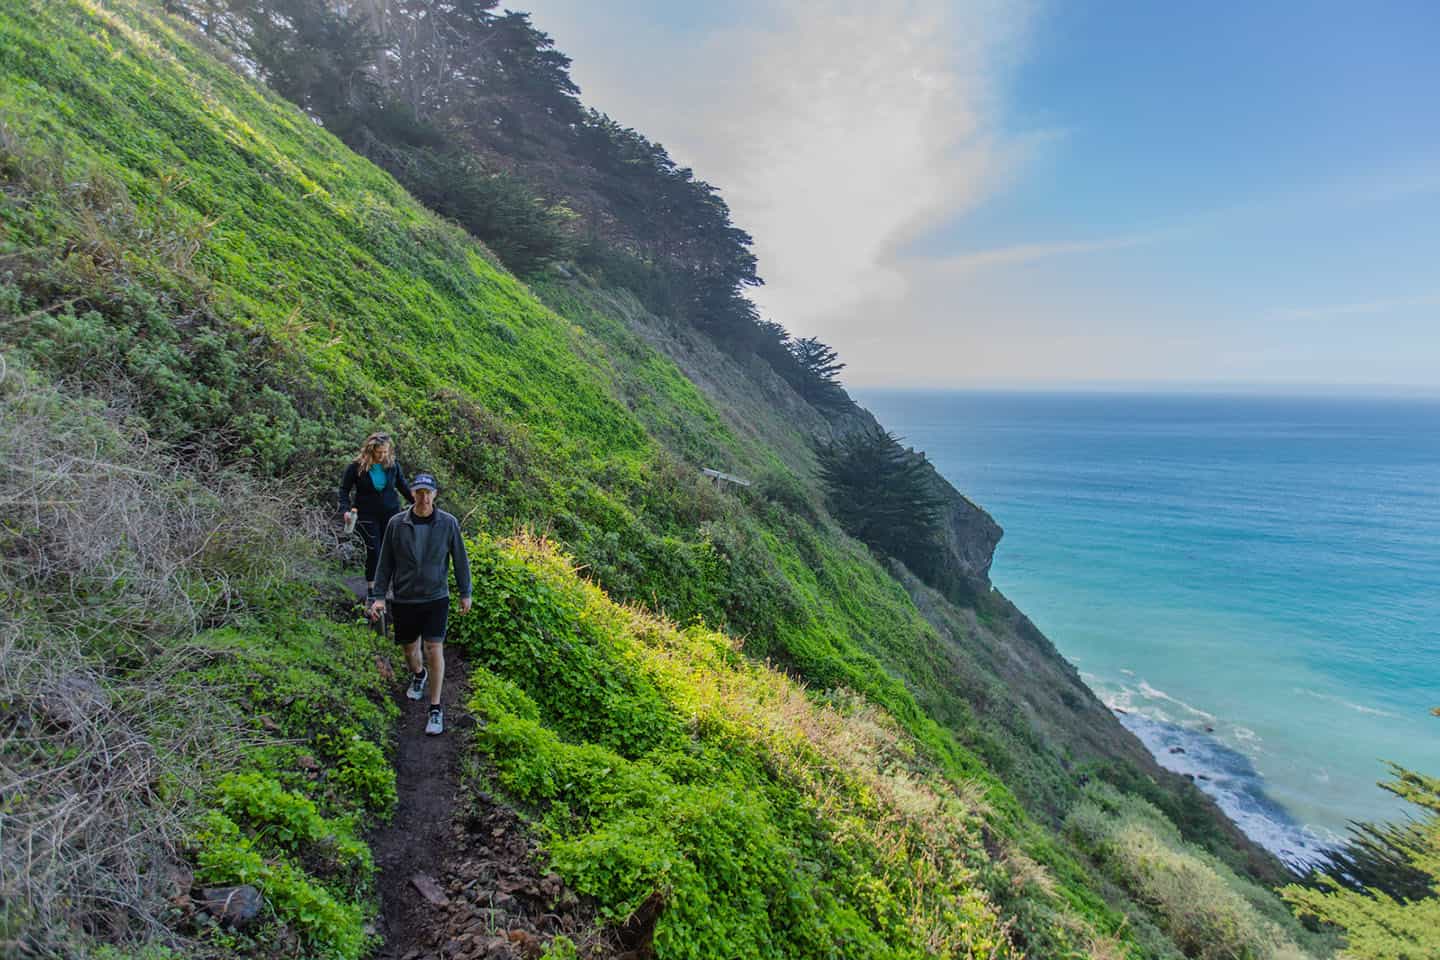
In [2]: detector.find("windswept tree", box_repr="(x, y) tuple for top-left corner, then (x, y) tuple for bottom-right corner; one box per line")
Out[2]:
(1313, 812), (1434, 903)
(815, 427), (945, 577)
(1283, 763), (1440, 959)
(789, 336), (849, 410)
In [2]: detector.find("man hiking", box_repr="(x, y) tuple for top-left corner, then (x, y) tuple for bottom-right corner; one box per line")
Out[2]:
(369, 472), (471, 735)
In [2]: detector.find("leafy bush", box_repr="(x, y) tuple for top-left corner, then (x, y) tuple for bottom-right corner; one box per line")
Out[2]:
(176, 620), (397, 958)
(5, 279), (334, 473)
(214, 773), (372, 882)
(329, 736), (398, 820)
(194, 810), (370, 960)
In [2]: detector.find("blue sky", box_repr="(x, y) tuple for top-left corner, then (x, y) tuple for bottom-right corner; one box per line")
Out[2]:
(519, 1), (1440, 389)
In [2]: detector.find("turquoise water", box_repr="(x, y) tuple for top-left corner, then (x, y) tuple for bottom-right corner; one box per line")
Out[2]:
(856, 389), (1440, 866)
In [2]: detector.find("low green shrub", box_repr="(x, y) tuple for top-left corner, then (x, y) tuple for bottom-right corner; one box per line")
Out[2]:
(328, 736), (398, 820)
(139, 618), (398, 956)
(3, 280), (331, 474)
(194, 810), (370, 959)
(461, 534), (687, 758)
(454, 534), (1121, 959)
(214, 773), (372, 882)
(1066, 784), (1326, 960)
(176, 620), (396, 959)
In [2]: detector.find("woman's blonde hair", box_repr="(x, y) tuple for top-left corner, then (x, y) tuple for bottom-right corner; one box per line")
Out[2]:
(356, 433), (395, 471)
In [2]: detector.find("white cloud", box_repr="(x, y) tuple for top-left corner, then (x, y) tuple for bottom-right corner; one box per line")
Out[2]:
(1264, 293), (1440, 323)
(522, 0), (1037, 337)
(520, 1), (1440, 388)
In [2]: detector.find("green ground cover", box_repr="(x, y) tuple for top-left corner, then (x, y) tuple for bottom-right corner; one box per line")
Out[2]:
(181, 620), (397, 960)
(454, 532), (1118, 959)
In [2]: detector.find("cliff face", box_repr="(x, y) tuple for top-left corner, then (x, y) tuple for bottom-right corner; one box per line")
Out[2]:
(931, 465), (1004, 587)
(838, 404), (1005, 597)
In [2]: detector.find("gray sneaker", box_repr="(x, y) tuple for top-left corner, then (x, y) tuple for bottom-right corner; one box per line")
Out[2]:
(425, 706), (444, 736)
(406, 668), (428, 701)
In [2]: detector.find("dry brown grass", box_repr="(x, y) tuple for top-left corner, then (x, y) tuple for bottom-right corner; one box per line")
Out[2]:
(0, 356), (327, 956)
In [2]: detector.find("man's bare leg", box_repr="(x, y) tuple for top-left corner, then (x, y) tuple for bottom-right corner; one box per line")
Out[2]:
(405, 639), (423, 675)
(424, 640), (445, 708)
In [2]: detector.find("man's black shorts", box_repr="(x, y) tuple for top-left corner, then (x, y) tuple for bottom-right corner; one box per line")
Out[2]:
(390, 598), (449, 646)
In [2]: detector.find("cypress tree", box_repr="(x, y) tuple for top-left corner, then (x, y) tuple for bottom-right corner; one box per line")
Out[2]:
(789, 336), (849, 410)
(1282, 763), (1440, 959)
(815, 427), (945, 576)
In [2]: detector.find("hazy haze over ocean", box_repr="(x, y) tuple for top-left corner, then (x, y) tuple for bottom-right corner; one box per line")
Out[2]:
(858, 389), (1440, 867)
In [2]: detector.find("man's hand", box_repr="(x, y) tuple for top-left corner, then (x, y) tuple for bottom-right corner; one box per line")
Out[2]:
(459, 597), (473, 615)
(368, 599), (385, 621)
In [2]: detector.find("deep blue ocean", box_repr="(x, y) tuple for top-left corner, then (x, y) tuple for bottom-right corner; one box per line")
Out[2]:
(856, 389), (1440, 867)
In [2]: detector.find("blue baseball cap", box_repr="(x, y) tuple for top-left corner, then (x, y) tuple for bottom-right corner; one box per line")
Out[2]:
(411, 472), (438, 492)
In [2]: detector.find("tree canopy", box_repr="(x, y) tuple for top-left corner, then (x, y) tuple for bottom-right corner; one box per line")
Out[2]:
(788, 336), (849, 409)
(1283, 763), (1440, 959)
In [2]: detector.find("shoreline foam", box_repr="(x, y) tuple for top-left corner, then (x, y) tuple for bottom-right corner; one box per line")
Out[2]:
(1104, 700), (1338, 870)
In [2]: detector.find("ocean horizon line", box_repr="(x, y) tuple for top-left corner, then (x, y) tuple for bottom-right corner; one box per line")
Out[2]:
(853, 381), (1440, 399)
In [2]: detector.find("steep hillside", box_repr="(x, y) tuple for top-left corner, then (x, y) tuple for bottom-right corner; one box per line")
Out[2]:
(534, 277), (1277, 869)
(1, 2), (1322, 958)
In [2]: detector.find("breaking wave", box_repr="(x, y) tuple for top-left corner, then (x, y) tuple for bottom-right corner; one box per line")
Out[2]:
(1101, 676), (1337, 870)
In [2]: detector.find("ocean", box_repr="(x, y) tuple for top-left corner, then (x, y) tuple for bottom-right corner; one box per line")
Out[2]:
(855, 389), (1440, 868)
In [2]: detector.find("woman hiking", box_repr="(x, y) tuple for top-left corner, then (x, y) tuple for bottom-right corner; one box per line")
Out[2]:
(338, 432), (413, 598)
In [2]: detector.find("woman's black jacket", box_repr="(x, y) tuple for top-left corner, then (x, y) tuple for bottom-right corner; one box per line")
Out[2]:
(338, 461), (413, 518)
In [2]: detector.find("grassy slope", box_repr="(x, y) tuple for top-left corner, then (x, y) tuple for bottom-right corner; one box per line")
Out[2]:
(0, 0), (1023, 827)
(0, 1), (1311, 957)
(455, 533), (1103, 959)
(0, 0), (647, 465)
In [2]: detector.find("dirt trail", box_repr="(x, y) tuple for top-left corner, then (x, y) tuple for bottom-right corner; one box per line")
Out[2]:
(353, 580), (630, 960)
(370, 641), (473, 959)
